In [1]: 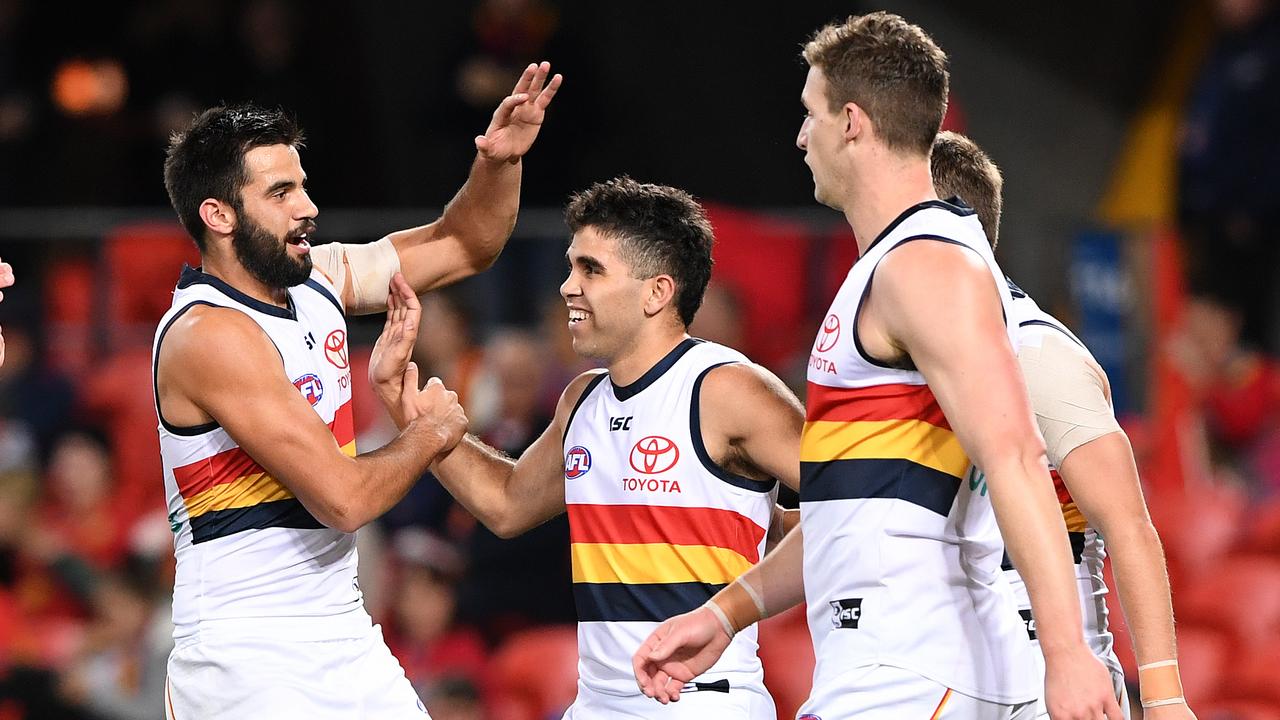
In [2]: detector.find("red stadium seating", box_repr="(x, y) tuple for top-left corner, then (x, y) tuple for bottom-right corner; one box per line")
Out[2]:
(485, 625), (579, 720)
(1218, 635), (1280, 705)
(1201, 699), (1280, 720)
(1177, 555), (1280, 652)
(758, 605), (813, 720)
(1172, 624), (1231, 705)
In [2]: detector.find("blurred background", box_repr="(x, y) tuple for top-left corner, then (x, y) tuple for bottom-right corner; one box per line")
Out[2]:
(1, 0), (1279, 718)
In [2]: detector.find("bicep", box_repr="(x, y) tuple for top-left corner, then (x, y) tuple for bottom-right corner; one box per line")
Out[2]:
(1057, 431), (1152, 534)
(389, 224), (479, 294)
(1018, 333), (1121, 469)
(707, 364), (805, 491)
(175, 314), (356, 513)
(877, 246), (1041, 468)
(508, 420), (569, 520)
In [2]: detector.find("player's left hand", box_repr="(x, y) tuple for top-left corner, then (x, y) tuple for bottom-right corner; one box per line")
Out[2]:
(369, 272), (420, 425)
(1044, 645), (1126, 720)
(475, 61), (563, 163)
(633, 606), (732, 704)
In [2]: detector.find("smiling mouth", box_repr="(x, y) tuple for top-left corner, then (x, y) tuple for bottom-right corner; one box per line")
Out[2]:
(286, 230), (311, 250)
(568, 308), (588, 325)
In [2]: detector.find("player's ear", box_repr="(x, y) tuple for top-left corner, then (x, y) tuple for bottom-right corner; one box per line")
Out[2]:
(644, 275), (677, 318)
(843, 102), (864, 142)
(200, 198), (238, 238)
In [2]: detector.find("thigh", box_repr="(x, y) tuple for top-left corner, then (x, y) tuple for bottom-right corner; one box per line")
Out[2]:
(355, 625), (430, 720)
(800, 665), (1027, 720)
(167, 637), (359, 720)
(563, 686), (771, 720)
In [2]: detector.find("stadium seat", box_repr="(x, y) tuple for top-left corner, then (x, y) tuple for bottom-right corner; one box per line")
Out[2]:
(758, 605), (813, 720)
(1201, 699), (1280, 720)
(485, 626), (579, 720)
(1147, 486), (1246, 592)
(102, 221), (199, 348)
(1218, 635), (1280, 705)
(1172, 624), (1230, 705)
(1241, 499), (1280, 555)
(1177, 555), (1280, 651)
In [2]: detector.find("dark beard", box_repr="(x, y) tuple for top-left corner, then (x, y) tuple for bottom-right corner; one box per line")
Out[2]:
(231, 213), (313, 289)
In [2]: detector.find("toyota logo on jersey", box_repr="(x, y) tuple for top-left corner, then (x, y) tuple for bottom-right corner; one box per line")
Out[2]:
(324, 329), (349, 369)
(564, 446), (592, 479)
(293, 373), (324, 405)
(815, 313), (841, 353)
(629, 435), (680, 474)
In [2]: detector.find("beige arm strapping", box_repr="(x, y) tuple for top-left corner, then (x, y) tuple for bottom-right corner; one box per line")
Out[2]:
(309, 237), (402, 315)
(1017, 331), (1122, 468)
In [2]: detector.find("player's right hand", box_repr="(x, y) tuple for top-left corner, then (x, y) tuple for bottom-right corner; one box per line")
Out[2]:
(633, 606), (732, 705)
(1043, 645), (1126, 720)
(369, 272), (420, 412)
(399, 366), (468, 453)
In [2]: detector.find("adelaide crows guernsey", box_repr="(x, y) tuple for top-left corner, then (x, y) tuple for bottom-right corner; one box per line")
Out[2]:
(1005, 283), (1118, 671)
(798, 200), (1037, 706)
(562, 338), (778, 702)
(153, 265), (367, 641)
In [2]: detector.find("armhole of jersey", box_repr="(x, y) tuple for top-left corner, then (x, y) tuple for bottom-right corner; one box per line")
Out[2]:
(561, 373), (609, 445)
(852, 234), (1007, 369)
(689, 362), (777, 494)
(154, 301), (288, 436)
(1018, 318), (1087, 349)
(154, 301), (223, 436)
(304, 277), (344, 315)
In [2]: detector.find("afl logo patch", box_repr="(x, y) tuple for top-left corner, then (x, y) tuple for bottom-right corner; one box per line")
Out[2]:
(564, 446), (592, 479)
(324, 329), (349, 369)
(815, 313), (841, 353)
(798, 715), (823, 720)
(293, 374), (324, 405)
(629, 435), (680, 474)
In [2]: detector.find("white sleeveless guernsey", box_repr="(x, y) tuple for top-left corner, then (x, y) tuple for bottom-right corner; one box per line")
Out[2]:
(561, 338), (778, 704)
(798, 200), (1038, 707)
(1004, 280), (1120, 673)
(154, 265), (368, 641)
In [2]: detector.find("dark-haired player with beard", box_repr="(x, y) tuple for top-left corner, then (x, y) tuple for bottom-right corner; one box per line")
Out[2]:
(153, 63), (560, 719)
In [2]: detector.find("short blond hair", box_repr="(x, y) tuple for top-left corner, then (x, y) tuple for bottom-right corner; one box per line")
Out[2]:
(803, 12), (949, 156)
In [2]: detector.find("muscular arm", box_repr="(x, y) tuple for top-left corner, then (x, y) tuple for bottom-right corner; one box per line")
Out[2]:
(159, 307), (457, 533)
(1061, 433), (1179, 664)
(697, 362), (804, 491)
(429, 370), (601, 538)
(868, 242), (1086, 654)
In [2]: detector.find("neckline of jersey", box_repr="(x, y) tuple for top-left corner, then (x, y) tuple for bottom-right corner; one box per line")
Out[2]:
(860, 196), (976, 259)
(610, 337), (703, 401)
(177, 264), (297, 320)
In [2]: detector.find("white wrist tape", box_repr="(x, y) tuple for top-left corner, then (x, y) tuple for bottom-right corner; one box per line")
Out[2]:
(740, 577), (769, 620)
(1141, 697), (1185, 709)
(703, 601), (736, 639)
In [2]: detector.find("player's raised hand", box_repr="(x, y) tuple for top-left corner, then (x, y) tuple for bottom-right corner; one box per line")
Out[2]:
(633, 606), (732, 705)
(475, 61), (563, 163)
(1044, 647), (1127, 720)
(0, 256), (11, 367)
(369, 272), (420, 419)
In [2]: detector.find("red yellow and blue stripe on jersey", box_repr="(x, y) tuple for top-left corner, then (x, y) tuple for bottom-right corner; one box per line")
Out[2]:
(799, 382), (969, 516)
(568, 503), (765, 622)
(173, 400), (356, 544)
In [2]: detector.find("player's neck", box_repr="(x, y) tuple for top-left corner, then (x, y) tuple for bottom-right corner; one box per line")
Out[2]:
(845, 155), (936, 256)
(606, 328), (689, 387)
(199, 253), (290, 308)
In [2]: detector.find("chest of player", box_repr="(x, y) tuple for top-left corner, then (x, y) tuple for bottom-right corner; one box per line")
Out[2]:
(252, 292), (353, 425)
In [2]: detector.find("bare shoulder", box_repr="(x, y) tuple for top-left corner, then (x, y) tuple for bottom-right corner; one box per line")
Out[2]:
(875, 238), (989, 297)
(160, 305), (281, 382)
(700, 362), (803, 426)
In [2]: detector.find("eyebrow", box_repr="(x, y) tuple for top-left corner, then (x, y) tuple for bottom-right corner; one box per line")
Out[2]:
(264, 174), (307, 197)
(566, 251), (606, 272)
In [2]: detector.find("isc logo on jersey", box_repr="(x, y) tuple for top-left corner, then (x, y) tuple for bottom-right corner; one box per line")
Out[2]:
(565, 446), (592, 480)
(293, 374), (324, 405)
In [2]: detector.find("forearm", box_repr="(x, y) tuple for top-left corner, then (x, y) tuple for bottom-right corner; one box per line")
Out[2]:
(986, 455), (1086, 654)
(391, 155), (521, 291)
(713, 525), (806, 631)
(1103, 519), (1178, 663)
(335, 418), (453, 531)
(430, 434), (533, 537)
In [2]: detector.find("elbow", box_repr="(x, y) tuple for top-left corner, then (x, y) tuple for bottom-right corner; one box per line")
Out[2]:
(488, 513), (526, 540)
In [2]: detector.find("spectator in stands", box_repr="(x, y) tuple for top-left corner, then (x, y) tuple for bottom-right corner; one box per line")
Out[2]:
(382, 529), (487, 702)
